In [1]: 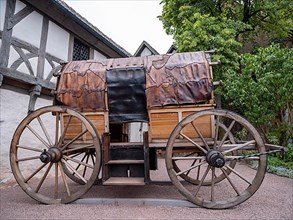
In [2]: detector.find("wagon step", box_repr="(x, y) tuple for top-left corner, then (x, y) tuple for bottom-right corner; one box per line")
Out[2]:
(103, 177), (145, 186)
(107, 160), (144, 165)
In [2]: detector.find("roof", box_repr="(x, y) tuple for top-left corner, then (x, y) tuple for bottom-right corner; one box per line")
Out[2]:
(166, 44), (177, 54)
(134, 40), (160, 57)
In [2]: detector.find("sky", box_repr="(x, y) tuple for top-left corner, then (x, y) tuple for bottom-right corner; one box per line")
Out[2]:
(64, 0), (174, 55)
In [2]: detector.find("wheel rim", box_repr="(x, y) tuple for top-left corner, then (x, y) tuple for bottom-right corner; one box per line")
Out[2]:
(166, 109), (267, 209)
(10, 106), (101, 204)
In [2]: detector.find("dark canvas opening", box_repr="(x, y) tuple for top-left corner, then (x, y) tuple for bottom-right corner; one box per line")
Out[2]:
(107, 67), (148, 123)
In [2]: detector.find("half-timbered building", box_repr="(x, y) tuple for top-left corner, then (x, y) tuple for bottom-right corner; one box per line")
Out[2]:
(0, 0), (130, 182)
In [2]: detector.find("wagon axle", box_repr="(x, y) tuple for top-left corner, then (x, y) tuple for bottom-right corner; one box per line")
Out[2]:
(206, 150), (225, 168)
(40, 147), (62, 163)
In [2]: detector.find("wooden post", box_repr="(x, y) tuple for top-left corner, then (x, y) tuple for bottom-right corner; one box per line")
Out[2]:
(28, 85), (42, 114)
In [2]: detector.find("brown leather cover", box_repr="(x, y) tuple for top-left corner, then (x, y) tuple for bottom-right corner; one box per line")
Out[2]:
(145, 52), (212, 107)
(56, 60), (107, 111)
(56, 51), (212, 111)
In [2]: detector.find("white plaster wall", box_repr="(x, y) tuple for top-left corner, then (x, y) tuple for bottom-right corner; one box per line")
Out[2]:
(15, 0), (26, 14)
(46, 21), (70, 61)
(12, 11), (43, 48)
(0, 0), (6, 31)
(0, 85), (52, 183)
(128, 122), (149, 142)
(94, 50), (107, 60)
(140, 48), (152, 57)
(7, 45), (21, 69)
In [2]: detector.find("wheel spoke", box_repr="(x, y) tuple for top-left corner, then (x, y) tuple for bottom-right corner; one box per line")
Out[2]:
(224, 165), (252, 185)
(57, 115), (72, 148)
(36, 162), (53, 193)
(60, 130), (88, 151)
(213, 115), (220, 148)
(62, 159), (87, 184)
(220, 168), (240, 196)
(72, 153), (87, 174)
(82, 154), (90, 177)
(59, 162), (71, 196)
(54, 163), (58, 199)
(222, 140), (256, 155)
(17, 144), (43, 152)
(217, 120), (236, 150)
(63, 144), (94, 154)
(70, 152), (84, 159)
(55, 112), (60, 145)
(211, 167), (215, 201)
(17, 156), (40, 162)
(37, 116), (53, 147)
(179, 132), (207, 153)
(186, 158), (198, 176)
(90, 153), (95, 166)
(172, 156), (205, 161)
(63, 155), (94, 169)
(196, 159), (202, 181)
(191, 122), (210, 150)
(175, 160), (207, 176)
(194, 166), (211, 197)
(24, 163), (47, 183)
(26, 125), (50, 149)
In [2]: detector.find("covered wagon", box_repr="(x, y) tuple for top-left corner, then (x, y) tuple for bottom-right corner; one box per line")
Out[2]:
(10, 51), (286, 209)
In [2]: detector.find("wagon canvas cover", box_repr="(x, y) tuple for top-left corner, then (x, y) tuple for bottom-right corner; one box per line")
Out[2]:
(56, 51), (213, 112)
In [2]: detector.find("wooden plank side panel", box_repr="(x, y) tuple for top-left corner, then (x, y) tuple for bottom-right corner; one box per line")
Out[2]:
(182, 111), (212, 138)
(63, 115), (83, 140)
(62, 112), (108, 141)
(85, 114), (106, 139)
(149, 112), (178, 140)
(149, 105), (214, 142)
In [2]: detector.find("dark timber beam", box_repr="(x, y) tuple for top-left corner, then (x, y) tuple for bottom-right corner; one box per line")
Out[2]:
(7, 5), (33, 30)
(0, 0), (16, 68)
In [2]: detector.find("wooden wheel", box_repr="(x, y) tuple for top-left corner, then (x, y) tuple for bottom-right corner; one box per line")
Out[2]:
(166, 109), (267, 209)
(10, 106), (101, 204)
(172, 122), (237, 185)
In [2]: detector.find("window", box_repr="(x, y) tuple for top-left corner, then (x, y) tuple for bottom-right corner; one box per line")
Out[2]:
(72, 38), (90, 61)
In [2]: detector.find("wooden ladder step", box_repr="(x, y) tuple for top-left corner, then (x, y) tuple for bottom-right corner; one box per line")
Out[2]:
(103, 177), (145, 186)
(107, 160), (144, 165)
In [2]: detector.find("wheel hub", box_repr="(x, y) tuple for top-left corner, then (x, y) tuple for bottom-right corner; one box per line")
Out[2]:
(40, 147), (62, 163)
(206, 150), (225, 168)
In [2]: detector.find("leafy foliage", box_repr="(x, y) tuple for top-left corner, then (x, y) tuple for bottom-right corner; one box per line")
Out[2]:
(161, 0), (293, 148)
(224, 44), (293, 145)
(161, 0), (293, 45)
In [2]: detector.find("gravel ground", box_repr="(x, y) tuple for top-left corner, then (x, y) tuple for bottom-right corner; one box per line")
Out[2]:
(1, 159), (292, 220)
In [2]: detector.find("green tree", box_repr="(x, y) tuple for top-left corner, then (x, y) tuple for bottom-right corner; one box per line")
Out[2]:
(161, 0), (293, 47)
(161, 0), (293, 146)
(225, 44), (293, 146)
